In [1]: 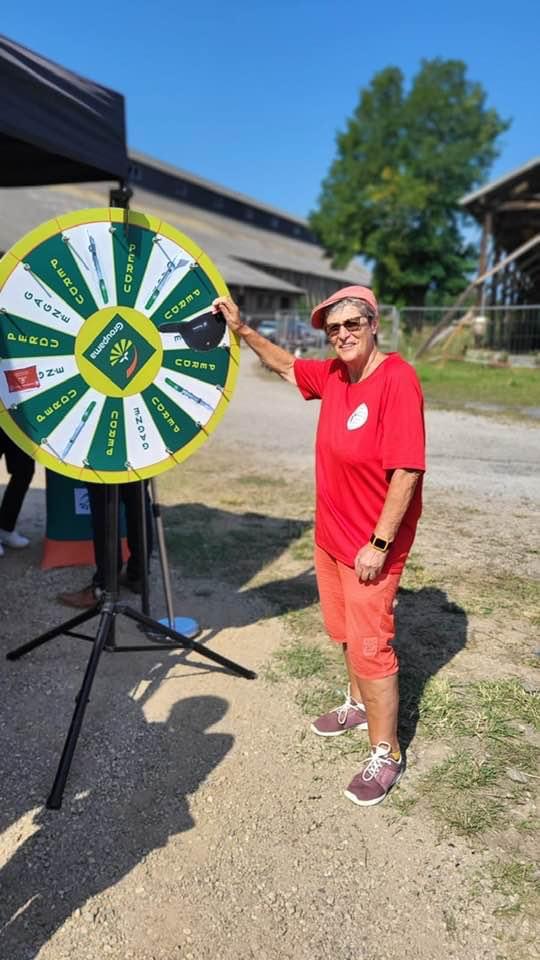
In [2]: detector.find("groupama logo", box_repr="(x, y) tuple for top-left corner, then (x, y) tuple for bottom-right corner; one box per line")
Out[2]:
(109, 338), (138, 379)
(83, 314), (155, 390)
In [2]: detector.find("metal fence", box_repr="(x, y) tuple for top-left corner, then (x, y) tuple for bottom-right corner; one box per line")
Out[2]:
(246, 305), (401, 355)
(401, 305), (540, 356)
(245, 304), (540, 359)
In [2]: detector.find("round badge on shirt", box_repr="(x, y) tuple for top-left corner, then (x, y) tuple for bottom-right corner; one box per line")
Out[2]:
(347, 402), (369, 430)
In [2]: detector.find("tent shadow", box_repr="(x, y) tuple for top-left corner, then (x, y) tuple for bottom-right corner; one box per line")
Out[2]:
(0, 685), (232, 960)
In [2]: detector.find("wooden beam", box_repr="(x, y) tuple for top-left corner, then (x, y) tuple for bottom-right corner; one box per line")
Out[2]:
(477, 211), (493, 307)
(497, 201), (540, 211)
(415, 233), (540, 358)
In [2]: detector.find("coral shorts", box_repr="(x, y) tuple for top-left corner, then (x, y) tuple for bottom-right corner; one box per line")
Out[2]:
(314, 543), (402, 680)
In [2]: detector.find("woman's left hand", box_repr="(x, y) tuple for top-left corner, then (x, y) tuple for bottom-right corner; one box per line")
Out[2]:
(354, 543), (387, 582)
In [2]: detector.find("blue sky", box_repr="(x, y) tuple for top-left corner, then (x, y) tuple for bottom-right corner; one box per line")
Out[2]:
(3, 0), (538, 219)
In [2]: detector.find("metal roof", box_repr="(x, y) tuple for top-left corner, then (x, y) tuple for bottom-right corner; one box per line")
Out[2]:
(0, 179), (370, 291)
(460, 157), (540, 215)
(129, 148), (311, 230)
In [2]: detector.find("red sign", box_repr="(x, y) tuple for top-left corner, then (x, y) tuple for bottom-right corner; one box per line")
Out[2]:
(4, 366), (40, 392)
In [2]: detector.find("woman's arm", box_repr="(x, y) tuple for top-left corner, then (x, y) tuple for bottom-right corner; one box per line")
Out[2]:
(354, 468), (422, 581)
(213, 297), (297, 384)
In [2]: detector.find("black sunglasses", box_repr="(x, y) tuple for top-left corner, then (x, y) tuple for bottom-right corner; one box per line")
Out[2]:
(325, 316), (371, 340)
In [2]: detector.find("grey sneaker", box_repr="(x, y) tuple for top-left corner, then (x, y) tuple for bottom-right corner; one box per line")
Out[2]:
(311, 685), (368, 737)
(344, 741), (403, 806)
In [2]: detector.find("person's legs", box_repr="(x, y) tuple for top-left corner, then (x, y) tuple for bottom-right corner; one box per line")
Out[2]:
(57, 484), (121, 607)
(338, 566), (403, 805)
(0, 433), (35, 542)
(88, 483), (122, 590)
(121, 481), (153, 585)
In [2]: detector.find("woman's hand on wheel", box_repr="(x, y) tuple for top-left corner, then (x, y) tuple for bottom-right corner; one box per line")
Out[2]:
(354, 543), (386, 582)
(212, 296), (244, 333)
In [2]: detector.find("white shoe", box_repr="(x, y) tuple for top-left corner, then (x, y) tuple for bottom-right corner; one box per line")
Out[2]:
(0, 528), (30, 548)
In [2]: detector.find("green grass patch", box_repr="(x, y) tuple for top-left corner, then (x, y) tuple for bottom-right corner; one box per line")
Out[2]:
(289, 529), (315, 562)
(415, 360), (540, 413)
(414, 678), (540, 835)
(273, 640), (329, 680)
(164, 503), (308, 581)
(403, 676), (468, 739)
(490, 861), (540, 916)
(431, 793), (506, 837)
(269, 623), (540, 838)
(452, 574), (540, 625)
(236, 474), (284, 487)
(400, 552), (437, 590)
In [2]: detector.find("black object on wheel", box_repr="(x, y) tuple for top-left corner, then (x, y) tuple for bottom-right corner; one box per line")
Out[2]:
(161, 310), (226, 351)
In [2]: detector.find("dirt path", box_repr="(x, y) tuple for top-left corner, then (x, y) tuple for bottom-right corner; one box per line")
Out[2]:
(0, 351), (538, 960)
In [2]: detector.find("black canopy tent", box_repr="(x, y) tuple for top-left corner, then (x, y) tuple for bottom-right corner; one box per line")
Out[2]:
(0, 34), (128, 187)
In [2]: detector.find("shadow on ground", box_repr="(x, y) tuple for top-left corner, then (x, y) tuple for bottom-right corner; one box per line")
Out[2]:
(0, 672), (232, 960)
(0, 500), (316, 958)
(163, 502), (469, 753)
(163, 501), (318, 629)
(395, 586), (468, 751)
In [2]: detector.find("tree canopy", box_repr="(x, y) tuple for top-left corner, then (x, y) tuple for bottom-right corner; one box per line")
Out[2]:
(309, 59), (509, 306)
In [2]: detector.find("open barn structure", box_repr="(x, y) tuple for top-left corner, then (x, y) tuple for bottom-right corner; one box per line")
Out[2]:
(415, 158), (540, 358)
(459, 157), (540, 352)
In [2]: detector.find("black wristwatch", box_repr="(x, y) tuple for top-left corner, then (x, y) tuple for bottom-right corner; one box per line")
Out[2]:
(369, 533), (393, 553)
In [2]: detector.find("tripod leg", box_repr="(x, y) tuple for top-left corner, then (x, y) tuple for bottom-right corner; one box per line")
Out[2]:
(46, 607), (114, 809)
(119, 604), (257, 680)
(6, 605), (100, 661)
(137, 480), (150, 616)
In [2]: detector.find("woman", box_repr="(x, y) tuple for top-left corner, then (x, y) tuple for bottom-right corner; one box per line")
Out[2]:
(214, 285), (425, 806)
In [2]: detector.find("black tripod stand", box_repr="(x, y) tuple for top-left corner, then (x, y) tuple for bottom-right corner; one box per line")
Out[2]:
(7, 485), (256, 809)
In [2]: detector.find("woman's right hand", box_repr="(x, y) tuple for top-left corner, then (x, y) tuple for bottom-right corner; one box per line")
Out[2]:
(212, 296), (244, 334)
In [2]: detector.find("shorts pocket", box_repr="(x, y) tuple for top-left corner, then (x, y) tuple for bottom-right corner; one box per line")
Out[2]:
(362, 635), (379, 657)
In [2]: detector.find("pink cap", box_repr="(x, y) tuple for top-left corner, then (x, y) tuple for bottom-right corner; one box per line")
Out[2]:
(310, 285), (378, 329)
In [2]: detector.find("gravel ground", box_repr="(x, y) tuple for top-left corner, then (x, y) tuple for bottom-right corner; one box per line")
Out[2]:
(0, 350), (538, 960)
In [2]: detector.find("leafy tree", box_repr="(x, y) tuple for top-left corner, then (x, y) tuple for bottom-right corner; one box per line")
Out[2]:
(310, 59), (509, 306)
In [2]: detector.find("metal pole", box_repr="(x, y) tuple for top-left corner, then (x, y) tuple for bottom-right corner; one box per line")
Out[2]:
(150, 478), (175, 627)
(137, 481), (150, 616)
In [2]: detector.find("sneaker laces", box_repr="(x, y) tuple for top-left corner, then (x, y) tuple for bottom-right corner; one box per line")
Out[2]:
(335, 685), (364, 724)
(361, 742), (392, 781)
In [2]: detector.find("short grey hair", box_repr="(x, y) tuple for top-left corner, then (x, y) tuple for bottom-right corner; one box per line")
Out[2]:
(325, 297), (377, 325)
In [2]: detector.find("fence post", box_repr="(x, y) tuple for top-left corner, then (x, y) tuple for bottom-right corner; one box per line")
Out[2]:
(391, 306), (400, 352)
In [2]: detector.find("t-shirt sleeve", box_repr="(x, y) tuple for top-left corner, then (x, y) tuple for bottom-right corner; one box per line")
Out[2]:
(381, 362), (426, 471)
(293, 358), (333, 400)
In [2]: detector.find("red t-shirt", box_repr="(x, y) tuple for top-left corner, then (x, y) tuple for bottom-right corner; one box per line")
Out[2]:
(294, 353), (425, 574)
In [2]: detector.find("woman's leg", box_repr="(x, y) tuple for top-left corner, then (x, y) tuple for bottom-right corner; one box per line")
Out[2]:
(311, 545), (368, 736)
(355, 674), (399, 753)
(343, 647), (363, 705)
(339, 565), (402, 751)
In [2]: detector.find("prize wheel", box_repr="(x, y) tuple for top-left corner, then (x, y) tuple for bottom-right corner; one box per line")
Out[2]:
(0, 208), (239, 483)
